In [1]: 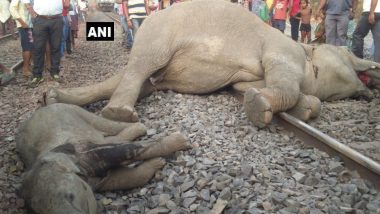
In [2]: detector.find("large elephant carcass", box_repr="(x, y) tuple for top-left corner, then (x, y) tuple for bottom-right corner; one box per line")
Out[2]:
(46, 0), (380, 127)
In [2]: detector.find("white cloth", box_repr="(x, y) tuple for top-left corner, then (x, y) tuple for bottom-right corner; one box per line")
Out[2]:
(78, 0), (86, 10)
(363, 0), (380, 13)
(0, 0), (11, 23)
(22, 0), (63, 15)
(68, 0), (78, 15)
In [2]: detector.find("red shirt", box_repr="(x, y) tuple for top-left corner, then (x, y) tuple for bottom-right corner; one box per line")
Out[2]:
(62, 0), (68, 16)
(289, 0), (300, 17)
(273, 0), (289, 20)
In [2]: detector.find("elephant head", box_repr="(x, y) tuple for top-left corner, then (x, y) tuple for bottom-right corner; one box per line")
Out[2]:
(299, 44), (380, 101)
(21, 152), (98, 214)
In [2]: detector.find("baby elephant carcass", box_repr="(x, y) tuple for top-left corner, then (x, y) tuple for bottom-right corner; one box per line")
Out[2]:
(16, 103), (190, 214)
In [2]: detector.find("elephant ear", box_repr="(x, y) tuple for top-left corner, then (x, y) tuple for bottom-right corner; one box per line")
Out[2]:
(299, 43), (315, 61)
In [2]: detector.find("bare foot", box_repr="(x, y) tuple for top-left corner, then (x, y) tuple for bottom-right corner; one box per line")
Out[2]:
(23, 67), (32, 77)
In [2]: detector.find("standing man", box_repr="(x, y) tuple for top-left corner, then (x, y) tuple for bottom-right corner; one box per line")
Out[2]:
(123, 0), (150, 39)
(317, 0), (355, 46)
(9, 0), (33, 77)
(352, 0), (380, 62)
(116, 0), (133, 50)
(23, 0), (70, 87)
(288, 0), (300, 41)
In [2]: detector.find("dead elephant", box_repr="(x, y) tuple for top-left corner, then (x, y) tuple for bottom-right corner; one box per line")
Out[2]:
(16, 103), (190, 214)
(45, 0), (380, 127)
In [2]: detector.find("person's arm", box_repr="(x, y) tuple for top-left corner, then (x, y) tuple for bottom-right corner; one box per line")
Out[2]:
(369, 0), (378, 24)
(144, 0), (151, 15)
(123, 0), (132, 27)
(24, 1), (38, 18)
(317, 0), (326, 15)
(288, 0), (293, 18)
(349, 0), (357, 19)
(10, 0), (28, 28)
(270, 0), (277, 12)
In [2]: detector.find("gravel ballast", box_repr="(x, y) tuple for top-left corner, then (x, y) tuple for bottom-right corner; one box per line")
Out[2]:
(0, 10), (379, 214)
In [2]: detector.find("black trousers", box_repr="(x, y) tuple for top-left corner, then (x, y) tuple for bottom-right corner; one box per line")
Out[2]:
(32, 16), (63, 77)
(290, 16), (300, 41)
(352, 12), (380, 63)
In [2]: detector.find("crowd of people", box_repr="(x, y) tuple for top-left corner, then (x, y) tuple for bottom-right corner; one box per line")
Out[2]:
(0, 0), (88, 86)
(115, 0), (175, 50)
(246, 0), (380, 63)
(0, 0), (380, 87)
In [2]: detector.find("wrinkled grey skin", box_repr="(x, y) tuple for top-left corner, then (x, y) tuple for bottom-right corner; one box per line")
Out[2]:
(46, 0), (380, 127)
(16, 103), (190, 214)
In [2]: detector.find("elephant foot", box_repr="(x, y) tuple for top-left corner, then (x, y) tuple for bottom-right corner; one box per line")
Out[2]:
(136, 132), (190, 160)
(143, 157), (166, 171)
(287, 94), (321, 121)
(45, 88), (90, 106)
(102, 104), (139, 122)
(115, 123), (147, 141)
(243, 88), (273, 128)
(44, 88), (59, 105)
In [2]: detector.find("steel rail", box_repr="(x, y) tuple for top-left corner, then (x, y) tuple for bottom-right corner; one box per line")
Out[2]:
(103, 12), (121, 24)
(0, 31), (18, 41)
(231, 91), (380, 187)
(276, 112), (380, 188)
(11, 59), (23, 73)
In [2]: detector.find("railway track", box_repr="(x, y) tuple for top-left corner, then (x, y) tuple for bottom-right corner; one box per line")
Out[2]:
(0, 31), (23, 85)
(0, 31), (17, 41)
(103, 11), (121, 25)
(102, 9), (380, 187)
(232, 92), (380, 188)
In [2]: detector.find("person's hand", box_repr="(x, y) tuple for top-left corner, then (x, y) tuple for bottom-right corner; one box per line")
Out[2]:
(127, 19), (132, 28)
(21, 22), (28, 28)
(369, 12), (376, 25)
(349, 9), (355, 20)
(30, 10), (38, 18)
(315, 8), (323, 18)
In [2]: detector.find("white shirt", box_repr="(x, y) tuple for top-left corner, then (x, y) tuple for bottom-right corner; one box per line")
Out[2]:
(363, 0), (380, 13)
(22, 0), (63, 15)
(0, 0), (11, 23)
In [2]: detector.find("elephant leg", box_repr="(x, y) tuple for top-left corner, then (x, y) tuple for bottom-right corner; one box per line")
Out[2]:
(71, 105), (146, 140)
(45, 72), (124, 106)
(62, 133), (188, 177)
(244, 56), (304, 127)
(232, 80), (265, 95)
(134, 132), (190, 161)
(95, 158), (166, 191)
(101, 43), (173, 122)
(286, 94), (321, 121)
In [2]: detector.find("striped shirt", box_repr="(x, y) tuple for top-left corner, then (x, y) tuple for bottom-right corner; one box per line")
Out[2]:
(128, 0), (147, 19)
